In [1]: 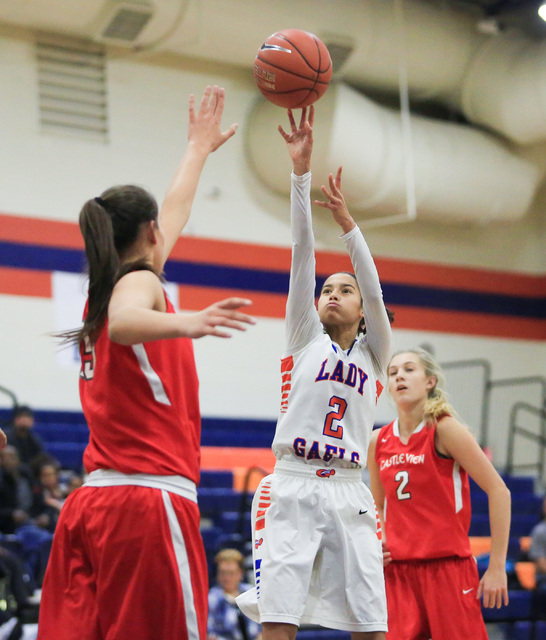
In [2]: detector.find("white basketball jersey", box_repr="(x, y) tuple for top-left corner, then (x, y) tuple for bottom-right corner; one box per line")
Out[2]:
(271, 172), (392, 470)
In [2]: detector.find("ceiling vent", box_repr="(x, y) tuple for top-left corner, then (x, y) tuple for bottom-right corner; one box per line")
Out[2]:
(36, 36), (108, 142)
(96, 1), (154, 45)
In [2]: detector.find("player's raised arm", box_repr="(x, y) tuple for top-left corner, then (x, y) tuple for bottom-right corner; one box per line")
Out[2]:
(158, 86), (238, 267)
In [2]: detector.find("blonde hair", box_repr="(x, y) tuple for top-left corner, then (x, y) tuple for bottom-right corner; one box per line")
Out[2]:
(390, 348), (457, 423)
(214, 548), (244, 570)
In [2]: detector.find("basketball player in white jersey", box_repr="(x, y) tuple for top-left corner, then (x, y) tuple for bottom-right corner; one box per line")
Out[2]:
(237, 107), (392, 640)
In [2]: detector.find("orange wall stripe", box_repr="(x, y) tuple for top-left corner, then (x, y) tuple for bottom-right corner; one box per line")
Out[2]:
(1, 212), (544, 298)
(375, 257), (545, 298)
(0, 213), (82, 249)
(171, 236), (292, 272)
(178, 284), (286, 319)
(390, 305), (546, 341)
(0, 266), (51, 298)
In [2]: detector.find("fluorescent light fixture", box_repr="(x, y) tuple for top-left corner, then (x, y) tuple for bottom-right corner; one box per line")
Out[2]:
(539, 3), (546, 21)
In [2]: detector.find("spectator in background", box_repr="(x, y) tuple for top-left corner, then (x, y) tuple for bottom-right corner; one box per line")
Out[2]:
(0, 446), (50, 534)
(65, 473), (83, 494)
(208, 549), (261, 640)
(35, 461), (69, 532)
(0, 445), (54, 587)
(4, 406), (45, 468)
(529, 495), (546, 619)
(529, 496), (546, 588)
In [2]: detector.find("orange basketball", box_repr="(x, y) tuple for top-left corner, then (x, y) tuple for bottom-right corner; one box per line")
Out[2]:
(254, 29), (333, 109)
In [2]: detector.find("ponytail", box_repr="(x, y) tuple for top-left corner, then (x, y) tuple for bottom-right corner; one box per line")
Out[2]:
(79, 199), (119, 344)
(58, 185), (159, 346)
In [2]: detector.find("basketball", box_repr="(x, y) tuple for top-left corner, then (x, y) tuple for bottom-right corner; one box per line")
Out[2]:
(254, 29), (333, 109)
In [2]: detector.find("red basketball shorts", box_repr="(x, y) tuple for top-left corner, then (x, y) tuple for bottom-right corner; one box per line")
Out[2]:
(385, 555), (488, 640)
(37, 483), (208, 640)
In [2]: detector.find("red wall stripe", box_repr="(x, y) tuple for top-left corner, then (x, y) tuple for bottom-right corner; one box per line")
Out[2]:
(0, 213), (82, 249)
(0, 266), (51, 298)
(374, 257), (545, 298)
(178, 284), (286, 319)
(390, 305), (546, 341)
(1, 212), (543, 299)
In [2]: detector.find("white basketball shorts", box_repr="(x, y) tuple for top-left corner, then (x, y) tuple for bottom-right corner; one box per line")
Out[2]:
(236, 460), (388, 633)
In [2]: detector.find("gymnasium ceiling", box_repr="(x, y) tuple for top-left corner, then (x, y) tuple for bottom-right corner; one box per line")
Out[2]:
(0, 0), (544, 57)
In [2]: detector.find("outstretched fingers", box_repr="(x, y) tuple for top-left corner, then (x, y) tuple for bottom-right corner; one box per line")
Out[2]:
(307, 104), (315, 128)
(199, 85), (213, 113)
(329, 166), (343, 194)
(188, 93), (196, 125)
(215, 297), (253, 310)
(333, 165), (342, 190)
(208, 298), (256, 336)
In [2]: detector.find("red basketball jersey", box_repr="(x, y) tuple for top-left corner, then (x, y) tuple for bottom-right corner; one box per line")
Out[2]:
(375, 419), (472, 561)
(79, 294), (201, 482)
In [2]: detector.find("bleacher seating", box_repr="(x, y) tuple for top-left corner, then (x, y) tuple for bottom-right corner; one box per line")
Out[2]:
(12, 409), (278, 473)
(502, 621), (546, 640)
(200, 470), (234, 489)
(483, 590), (534, 622)
(470, 475), (542, 540)
(198, 488), (246, 522)
(297, 630), (350, 640)
(4, 406), (546, 633)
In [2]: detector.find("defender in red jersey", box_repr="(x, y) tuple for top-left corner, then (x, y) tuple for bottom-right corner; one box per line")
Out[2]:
(38, 86), (255, 640)
(368, 348), (511, 640)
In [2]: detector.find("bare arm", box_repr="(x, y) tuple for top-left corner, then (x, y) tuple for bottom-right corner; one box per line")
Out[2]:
(158, 86), (238, 267)
(108, 270), (255, 345)
(437, 416), (511, 609)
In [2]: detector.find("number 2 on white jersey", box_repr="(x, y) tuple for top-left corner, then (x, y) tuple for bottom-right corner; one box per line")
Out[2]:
(395, 470), (411, 500)
(323, 395), (347, 439)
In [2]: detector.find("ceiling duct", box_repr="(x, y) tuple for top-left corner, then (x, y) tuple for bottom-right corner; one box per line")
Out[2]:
(246, 83), (541, 225)
(95, 0), (154, 46)
(321, 36), (355, 75)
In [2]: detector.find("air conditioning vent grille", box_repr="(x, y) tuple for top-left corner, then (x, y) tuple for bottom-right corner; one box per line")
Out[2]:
(102, 7), (153, 42)
(36, 37), (108, 142)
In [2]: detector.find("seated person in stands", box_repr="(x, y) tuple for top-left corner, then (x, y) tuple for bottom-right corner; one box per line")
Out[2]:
(529, 495), (546, 620)
(208, 548), (261, 640)
(0, 544), (37, 616)
(0, 445), (54, 587)
(35, 461), (71, 531)
(0, 446), (51, 534)
(4, 406), (45, 468)
(66, 472), (83, 494)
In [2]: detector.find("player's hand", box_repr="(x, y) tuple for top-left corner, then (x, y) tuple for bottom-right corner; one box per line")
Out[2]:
(382, 540), (392, 568)
(0, 428), (6, 450)
(314, 167), (356, 235)
(188, 86), (238, 153)
(182, 298), (256, 339)
(477, 566), (509, 608)
(278, 106), (314, 175)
